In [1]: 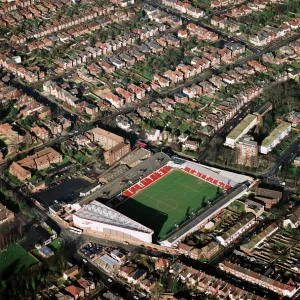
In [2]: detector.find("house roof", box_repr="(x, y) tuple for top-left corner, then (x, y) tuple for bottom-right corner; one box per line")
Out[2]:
(65, 285), (80, 297)
(64, 265), (78, 276)
(256, 187), (282, 199)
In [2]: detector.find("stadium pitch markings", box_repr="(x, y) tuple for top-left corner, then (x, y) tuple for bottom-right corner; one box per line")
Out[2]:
(141, 192), (181, 214)
(117, 169), (220, 240)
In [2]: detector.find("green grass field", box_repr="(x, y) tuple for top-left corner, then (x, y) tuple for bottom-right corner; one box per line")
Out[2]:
(0, 243), (38, 276)
(117, 170), (220, 240)
(48, 238), (62, 251)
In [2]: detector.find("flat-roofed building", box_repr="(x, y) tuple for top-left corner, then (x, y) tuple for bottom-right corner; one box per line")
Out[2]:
(225, 114), (258, 148)
(120, 148), (151, 167)
(259, 122), (291, 154)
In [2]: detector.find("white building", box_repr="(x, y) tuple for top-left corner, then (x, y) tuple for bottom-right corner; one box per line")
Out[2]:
(146, 129), (160, 142)
(259, 122), (291, 154)
(116, 115), (131, 131)
(216, 213), (256, 247)
(283, 206), (300, 229)
(73, 200), (153, 243)
(225, 114), (258, 148)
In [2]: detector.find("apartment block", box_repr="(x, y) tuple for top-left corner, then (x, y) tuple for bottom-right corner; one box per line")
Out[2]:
(104, 142), (131, 165)
(86, 127), (130, 165)
(225, 114), (258, 148)
(259, 122), (291, 154)
(235, 135), (258, 167)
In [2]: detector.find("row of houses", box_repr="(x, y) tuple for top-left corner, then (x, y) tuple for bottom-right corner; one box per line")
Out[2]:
(11, 4), (115, 44)
(211, 15), (241, 33)
(41, 265), (96, 299)
(219, 260), (299, 298)
(211, 0), (244, 9)
(15, 93), (51, 119)
(0, 122), (36, 146)
(105, 82), (149, 108)
(9, 147), (63, 182)
(109, 0), (135, 7)
(262, 41), (300, 66)
(144, 4), (183, 28)
(227, 0), (283, 18)
(151, 41), (245, 89)
(43, 80), (101, 116)
(187, 22), (219, 41)
(54, 22), (167, 71)
(178, 241), (220, 261)
(0, 0), (70, 27)
(0, 54), (44, 83)
(31, 115), (71, 141)
(0, 80), (23, 104)
(0, 0), (36, 15)
(169, 261), (264, 299)
(96, 32), (180, 76)
(27, 9), (136, 53)
(119, 264), (157, 293)
(249, 17), (300, 46)
(162, 0), (205, 19)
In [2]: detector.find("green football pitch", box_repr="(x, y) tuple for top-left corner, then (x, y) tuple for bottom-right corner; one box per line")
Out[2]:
(117, 169), (221, 240)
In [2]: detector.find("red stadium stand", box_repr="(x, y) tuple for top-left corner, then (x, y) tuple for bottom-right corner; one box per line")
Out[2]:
(183, 166), (232, 191)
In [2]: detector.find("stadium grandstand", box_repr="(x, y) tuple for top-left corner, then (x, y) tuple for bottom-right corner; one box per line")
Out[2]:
(75, 155), (252, 246)
(73, 200), (153, 243)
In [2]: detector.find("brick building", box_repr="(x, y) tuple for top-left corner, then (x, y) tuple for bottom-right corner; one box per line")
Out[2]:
(104, 142), (131, 165)
(86, 127), (130, 165)
(235, 135), (258, 167)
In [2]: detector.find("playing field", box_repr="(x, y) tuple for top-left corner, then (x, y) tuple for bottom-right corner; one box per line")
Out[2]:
(0, 243), (38, 278)
(117, 170), (220, 240)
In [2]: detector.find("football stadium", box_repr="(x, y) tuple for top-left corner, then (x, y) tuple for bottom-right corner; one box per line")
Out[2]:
(73, 157), (251, 246)
(117, 167), (222, 241)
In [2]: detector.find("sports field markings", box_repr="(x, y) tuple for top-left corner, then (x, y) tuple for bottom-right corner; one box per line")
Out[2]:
(138, 190), (182, 215)
(174, 177), (207, 197)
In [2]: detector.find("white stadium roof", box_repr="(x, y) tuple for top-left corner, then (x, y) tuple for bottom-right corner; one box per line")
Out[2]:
(172, 157), (241, 187)
(75, 200), (153, 233)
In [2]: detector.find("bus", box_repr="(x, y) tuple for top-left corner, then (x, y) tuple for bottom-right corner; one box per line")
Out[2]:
(69, 226), (83, 234)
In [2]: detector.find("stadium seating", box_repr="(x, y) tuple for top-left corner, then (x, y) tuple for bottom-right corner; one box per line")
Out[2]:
(108, 164), (231, 209)
(182, 166), (232, 191)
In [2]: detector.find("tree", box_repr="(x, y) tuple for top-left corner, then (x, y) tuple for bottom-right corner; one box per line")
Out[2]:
(44, 176), (51, 186)
(171, 281), (184, 294)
